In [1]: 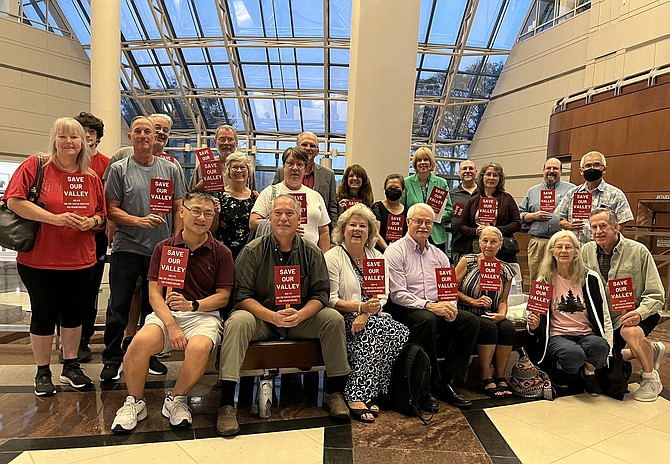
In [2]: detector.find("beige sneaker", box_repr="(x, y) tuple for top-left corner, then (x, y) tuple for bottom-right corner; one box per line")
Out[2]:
(216, 405), (240, 436)
(634, 371), (663, 402)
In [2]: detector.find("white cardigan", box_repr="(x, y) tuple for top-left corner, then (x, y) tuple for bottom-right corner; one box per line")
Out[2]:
(324, 245), (389, 310)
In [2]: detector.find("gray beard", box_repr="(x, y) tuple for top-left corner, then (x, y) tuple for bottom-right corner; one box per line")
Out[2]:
(545, 177), (557, 186)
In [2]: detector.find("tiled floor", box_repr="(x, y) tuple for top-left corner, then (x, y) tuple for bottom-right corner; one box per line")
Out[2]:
(486, 386), (670, 464)
(7, 429), (324, 464)
(1, 257), (670, 464)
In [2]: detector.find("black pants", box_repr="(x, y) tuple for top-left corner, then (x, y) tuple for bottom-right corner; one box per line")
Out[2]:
(384, 301), (479, 384)
(102, 251), (152, 363)
(80, 231), (108, 345)
(18, 263), (94, 336)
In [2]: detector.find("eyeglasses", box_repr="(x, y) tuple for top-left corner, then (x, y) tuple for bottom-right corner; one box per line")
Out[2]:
(409, 218), (432, 226)
(183, 205), (215, 219)
(582, 162), (604, 169)
(553, 244), (575, 251)
(230, 165), (248, 172)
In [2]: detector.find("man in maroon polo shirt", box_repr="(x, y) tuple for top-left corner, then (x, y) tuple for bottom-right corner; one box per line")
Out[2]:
(111, 191), (234, 433)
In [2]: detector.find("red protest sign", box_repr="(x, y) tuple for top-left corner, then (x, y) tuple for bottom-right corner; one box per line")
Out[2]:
(452, 202), (465, 221)
(149, 178), (174, 214)
(572, 192), (592, 220)
(436, 267), (458, 302)
(540, 190), (556, 212)
(157, 246), (189, 289)
(385, 214), (405, 242)
(608, 277), (636, 315)
(155, 152), (175, 163)
(479, 259), (501, 292)
(275, 265), (301, 306)
(478, 197), (498, 224)
(427, 186), (448, 221)
(62, 174), (90, 212)
(527, 281), (553, 315)
(363, 258), (385, 295)
(196, 148), (224, 192)
(288, 192), (307, 224)
(344, 198), (362, 210)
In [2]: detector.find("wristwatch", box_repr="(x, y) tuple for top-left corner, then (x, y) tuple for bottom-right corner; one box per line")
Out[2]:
(191, 300), (200, 312)
(93, 217), (99, 228)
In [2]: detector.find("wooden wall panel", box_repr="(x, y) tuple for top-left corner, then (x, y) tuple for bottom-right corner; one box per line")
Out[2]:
(549, 78), (670, 224)
(568, 118), (630, 158)
(626, 109), (670, 153)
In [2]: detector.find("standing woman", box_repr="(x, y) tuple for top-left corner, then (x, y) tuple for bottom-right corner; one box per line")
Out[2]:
(371, 174), (408, 252)
(3, 117), (106, 396)
(459, 163), (521, 263)
(212, 152), (257, 259)
(325, 204), (409, 422)
(250, 146), (331, 253)
(336, 164), (374, 215)
(402, 147), (452, 252)
(455, 226), (516, 397)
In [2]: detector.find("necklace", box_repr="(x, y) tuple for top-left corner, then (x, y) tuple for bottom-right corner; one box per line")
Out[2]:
(353, 252), (366, 265)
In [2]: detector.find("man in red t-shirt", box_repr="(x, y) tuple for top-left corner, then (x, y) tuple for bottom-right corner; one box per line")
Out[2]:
(68, 112), (109, 363)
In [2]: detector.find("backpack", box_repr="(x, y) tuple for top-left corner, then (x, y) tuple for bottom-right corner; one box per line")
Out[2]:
(389, 342), (433, 424)
(510, 348), (555, 400)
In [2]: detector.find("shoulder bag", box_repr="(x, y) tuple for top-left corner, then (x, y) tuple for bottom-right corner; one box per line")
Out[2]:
(0, 156), (45, 252)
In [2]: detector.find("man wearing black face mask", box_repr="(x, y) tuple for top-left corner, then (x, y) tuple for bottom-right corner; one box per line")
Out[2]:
(372, 174), (408, 252)
(555, 151), (633, 244)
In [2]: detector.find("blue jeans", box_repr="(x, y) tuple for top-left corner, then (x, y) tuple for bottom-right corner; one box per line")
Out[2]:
(102, 251), (152, 363)
(546, 334), (609, 375)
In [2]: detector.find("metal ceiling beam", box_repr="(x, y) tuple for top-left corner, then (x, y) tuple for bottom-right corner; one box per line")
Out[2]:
(215, 0), (254, 143)
(428, 0), (480, 148)
(147, 0), (205, 133)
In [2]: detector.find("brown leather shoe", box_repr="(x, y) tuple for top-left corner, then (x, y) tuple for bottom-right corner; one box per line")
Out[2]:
(323, 392), (350, 421)
(216, 405), (240, 436)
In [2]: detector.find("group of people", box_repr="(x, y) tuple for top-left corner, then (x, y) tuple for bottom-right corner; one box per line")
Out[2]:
(2, 114), (665, 439)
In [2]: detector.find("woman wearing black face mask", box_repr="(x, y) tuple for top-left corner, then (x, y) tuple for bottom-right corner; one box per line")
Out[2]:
(372, 174), (408, 251)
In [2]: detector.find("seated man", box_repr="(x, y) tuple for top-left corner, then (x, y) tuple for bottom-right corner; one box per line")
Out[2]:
(583, 208), (666, 401)
(216, 194), (350, 437)
(384, 203), (479, 410)
(111, 192), (234, 432)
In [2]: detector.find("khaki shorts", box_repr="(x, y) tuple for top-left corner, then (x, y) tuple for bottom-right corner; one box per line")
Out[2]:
(144, 311), (223, 354)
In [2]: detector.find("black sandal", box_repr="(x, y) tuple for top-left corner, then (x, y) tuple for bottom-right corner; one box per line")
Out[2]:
(495, 377), (514, 397)
(364, 400), (380, 418)
(348, 404), (375, 423)
(479, 378), (502, 398)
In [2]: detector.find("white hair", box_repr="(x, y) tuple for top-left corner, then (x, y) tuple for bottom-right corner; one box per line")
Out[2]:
(407, 203), (435, 221)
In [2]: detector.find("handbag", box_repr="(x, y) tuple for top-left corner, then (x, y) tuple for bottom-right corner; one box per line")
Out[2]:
(502, 236), (520, 254)
(0, 155), (45, 252)
(510, 348), (554, 400)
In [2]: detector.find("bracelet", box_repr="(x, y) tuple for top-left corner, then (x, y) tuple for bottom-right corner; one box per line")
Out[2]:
(357, 301), (362, 313)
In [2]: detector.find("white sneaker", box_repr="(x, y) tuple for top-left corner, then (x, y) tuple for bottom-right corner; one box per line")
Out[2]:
(162, 393), (192, 427)
(634, 371), (663, 402)
(111, 396), (147, 433)
(652, 341), (666, 372)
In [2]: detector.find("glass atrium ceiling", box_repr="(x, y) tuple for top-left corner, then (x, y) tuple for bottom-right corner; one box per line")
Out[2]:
(20, 0), (534, 163)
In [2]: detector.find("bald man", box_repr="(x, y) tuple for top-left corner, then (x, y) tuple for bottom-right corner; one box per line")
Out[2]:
(519, 158), (575, 280)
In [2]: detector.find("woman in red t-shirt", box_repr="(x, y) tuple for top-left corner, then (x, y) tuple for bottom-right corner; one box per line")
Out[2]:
(3, 117), (106, 397)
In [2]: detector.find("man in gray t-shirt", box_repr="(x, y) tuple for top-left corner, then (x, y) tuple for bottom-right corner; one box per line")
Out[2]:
(101, 116), (185, 383)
